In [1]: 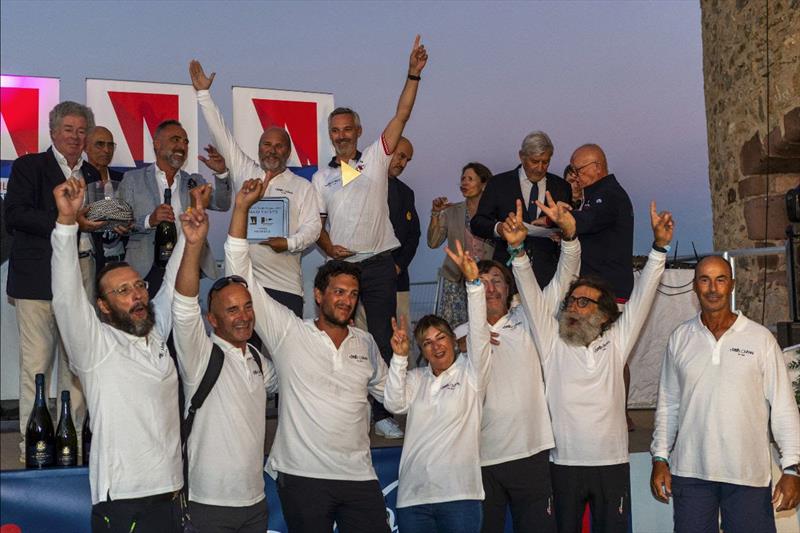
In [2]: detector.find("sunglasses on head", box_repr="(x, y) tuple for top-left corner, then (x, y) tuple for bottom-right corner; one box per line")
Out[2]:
(207, 275), (248, 306)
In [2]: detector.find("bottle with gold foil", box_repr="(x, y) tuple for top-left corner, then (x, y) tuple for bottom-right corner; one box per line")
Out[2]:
(55, 391), (78, 467)
(25, 373), (55, 468)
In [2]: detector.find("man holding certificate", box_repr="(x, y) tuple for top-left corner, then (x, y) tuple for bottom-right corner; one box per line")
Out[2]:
(190, 60), (322, 317)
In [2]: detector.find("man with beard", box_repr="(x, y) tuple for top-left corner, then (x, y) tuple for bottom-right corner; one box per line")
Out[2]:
(313, 36), (428, 439)
(118, 119), (231, 295)
(650, 255), (800, 531)
(188, 60), (322, 317)
(171, 197), (277, 531)
(50, 177), (185, 532)
(226, 178), (390, 533)
(505, 194), (673, 533)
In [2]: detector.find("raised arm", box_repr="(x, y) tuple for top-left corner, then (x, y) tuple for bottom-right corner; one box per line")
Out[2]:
(383, 315), (419, 414)
(427, 197), (452, 248)
(381, 35), (428, 154)
(538, 193), (581, 311)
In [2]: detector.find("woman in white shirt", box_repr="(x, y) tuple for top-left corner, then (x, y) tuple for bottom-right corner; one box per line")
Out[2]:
(384, 241), (492, 533)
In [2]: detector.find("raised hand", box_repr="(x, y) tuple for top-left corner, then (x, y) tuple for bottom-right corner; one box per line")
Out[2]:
(650, 201), (674, 248)
(535, 191), (576, 239)
(189, 183), (213, 209)
(198, 144), (226, 174)
(235, 178), (265, 210)
(179, 204), (209, 246)
(53, 177), (86, 224)
(390, 316), (411, 357)
(431, 196), (452, 213)
(499, 199), (528, 248)
(189, 59), (215, 91)
(444, 239), (479, 282)
(408, 34), (428, 76)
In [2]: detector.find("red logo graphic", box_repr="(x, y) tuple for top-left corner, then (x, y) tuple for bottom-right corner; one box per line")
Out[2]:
(108, 91), (179, 164)
(1, 87), (39, 157)
(0, 524), (22, 533)
(251, 99), (317, 166)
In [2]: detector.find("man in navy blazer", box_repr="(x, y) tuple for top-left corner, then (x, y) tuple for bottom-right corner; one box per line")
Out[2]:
(4, 101), (98, 458)
(471, 131), (571, 287)
(118, 119), (230, 292)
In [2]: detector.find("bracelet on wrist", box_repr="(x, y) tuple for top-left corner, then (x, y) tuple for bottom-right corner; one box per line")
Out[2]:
(466, 278), (481, 286)
(652, 242), (671, 253)
(407, 74), (421, 81)
(505, 244), (525, 266)
(561, 233), (576, 242)
(652, 456), (669, 464)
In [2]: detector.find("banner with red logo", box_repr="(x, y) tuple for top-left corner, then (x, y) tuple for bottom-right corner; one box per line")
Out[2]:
(232, 86), (334, 180)
(86, 79), (198, 173)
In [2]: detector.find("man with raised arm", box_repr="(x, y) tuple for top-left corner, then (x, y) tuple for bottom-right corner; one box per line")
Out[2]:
(650, 255), (800, 531)
(312, 36), (428, 439)
(189, 60), (322, 316)
(505, 195), (673, 533)
(171, 189), (277, 531)
(226, 177), (391, 533)
(51, 177), (185, 532)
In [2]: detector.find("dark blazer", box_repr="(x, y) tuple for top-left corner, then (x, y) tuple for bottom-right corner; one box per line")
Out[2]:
(4, 148), (66, 300)
(83, 162), (126, 273)
(388, 177), (421, 292)
(470, 166), (571, 287)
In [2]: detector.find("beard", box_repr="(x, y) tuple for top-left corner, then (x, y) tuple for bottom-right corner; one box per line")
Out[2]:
(160, 149), (185, 170)
(333, 138), (354, 158)
(558, 309), (606, 347)
(320, 302), (352, 327)
(102, 301), (156, 337)
(259, 154), (286, 173)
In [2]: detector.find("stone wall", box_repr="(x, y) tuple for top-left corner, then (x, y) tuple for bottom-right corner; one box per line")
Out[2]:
(701, 0), (800, 326)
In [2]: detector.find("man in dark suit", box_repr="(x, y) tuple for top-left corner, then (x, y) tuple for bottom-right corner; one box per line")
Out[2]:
(4, 101), (99, 459)
(471, 131), (571, 287)
(82, 126), (128, 274)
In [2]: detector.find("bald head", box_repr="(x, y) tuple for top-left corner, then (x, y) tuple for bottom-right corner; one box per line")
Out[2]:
(693, 255), (735, 315)
(388, 137), (414, 179)
(258, 127), (292, 174)
(570, 144), (608, 188)
(86, 126), (115, 169)
(694, 255), (733, 280)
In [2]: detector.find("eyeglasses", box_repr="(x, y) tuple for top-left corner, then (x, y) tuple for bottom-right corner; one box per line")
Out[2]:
(103, 280), (148, 297)
(570, 161), (599, 176)
(564, 295), (600, 309)
(93, 141), (116, 150)
(207, 275), (248, 305)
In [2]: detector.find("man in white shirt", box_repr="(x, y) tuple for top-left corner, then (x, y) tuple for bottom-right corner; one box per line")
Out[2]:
(313, 36), (428, 439)
(227, 178), (390, 533)
(172, 196), (277, 532)
(650, 255), (800, 532)
(189, 59), (322, 317)
(50, 177), (184, 532)
(506, 195), (674, 533)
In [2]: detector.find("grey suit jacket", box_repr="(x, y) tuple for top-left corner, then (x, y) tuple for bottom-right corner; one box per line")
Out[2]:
(427, 201), (494, 282)
(118, 163), (231, 278)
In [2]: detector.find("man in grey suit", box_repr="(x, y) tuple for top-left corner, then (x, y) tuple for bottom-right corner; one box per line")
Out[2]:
(119, 119), (230, 293)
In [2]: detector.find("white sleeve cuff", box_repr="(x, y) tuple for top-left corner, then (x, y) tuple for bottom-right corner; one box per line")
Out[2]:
(54, 222), (79, 234)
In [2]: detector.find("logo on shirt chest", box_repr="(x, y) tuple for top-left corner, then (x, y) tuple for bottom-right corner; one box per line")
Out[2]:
(325, 177), (342, 188)
(439, 381), (461, 391)
(348, 353), (369, 363)
(273, 187), (294, 196)
(593, 340), (611, 353)
(502, 319), (523, 331)
(355, 161), (366, 173)
(158, 341), (169, 359)
(728, 346), (755, 357)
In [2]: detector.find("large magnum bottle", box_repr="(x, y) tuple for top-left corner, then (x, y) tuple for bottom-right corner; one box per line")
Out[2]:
(55, 391), (78, 467)
(154, 188), (177, 268)
(25, 374), (55, 469)
(82, 412), (92, 466)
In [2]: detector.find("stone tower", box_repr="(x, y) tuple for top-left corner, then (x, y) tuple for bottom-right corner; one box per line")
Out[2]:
(701, 0), (800, 326)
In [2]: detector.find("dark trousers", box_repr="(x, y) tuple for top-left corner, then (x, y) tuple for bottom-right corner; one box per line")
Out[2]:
(671, 475), (776, 533)
(91, 491), (180, 532)
(187, 498), (268, 533)
(481, 451), (556, 533)
(550, 462), (630, 533)
(276, 472), (390, 533)
(248, 287), (303, 353)
(355, 253), (397, 422)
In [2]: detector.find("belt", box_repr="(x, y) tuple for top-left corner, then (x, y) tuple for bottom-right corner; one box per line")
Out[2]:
(106, 490), (179, 505)
(78, 251), (95, 259)
(356, 250), (392, 266)
(104, 254), (126, 262)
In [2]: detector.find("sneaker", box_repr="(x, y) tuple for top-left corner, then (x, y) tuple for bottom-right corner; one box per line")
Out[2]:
(374, 418), (404, 439)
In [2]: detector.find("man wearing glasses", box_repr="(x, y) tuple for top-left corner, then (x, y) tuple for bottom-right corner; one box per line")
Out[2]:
(504, 195), (673, 533)
(171, 199), (277, 531)
(50, 176), (186, 531)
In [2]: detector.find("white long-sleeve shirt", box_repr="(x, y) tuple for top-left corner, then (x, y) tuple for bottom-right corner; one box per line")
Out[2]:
(51, 222), (184, 504)
(651, 312), (800, 487)
(224, 235), (387, 481)
(480, 239), (580, 466)
(514, 243), (666, 466)
(171, 292), (277, 506)
(384, 282), (492, 508)
(197, 89), (322, 296)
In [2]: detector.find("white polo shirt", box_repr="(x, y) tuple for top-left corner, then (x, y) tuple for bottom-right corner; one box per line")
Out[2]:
(480, 240), (580, 466)
(172, 292), (277, 506)
(224, 235), (387, 481)
(312, 137), (400, 262)
(385, 282), (492, 508)
(651, 312), (800, 487)
(513, 242), (666, 466)
(51, 222), (183, 505)
(197, 89), (322, 295)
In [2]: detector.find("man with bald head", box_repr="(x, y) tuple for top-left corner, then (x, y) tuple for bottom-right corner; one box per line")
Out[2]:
(651, 255), (800, 531)
(190, 60), (321, 316)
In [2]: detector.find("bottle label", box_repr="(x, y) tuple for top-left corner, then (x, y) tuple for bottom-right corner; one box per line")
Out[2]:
(158, 243), (174, 262)
(27, 440), (54, 467)
(57, 445), (76, 467)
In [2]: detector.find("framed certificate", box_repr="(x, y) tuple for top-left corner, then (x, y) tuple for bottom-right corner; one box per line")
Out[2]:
(246, 197), (289, 241)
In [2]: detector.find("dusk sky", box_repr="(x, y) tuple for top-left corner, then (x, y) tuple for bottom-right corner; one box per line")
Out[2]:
(1, 0), (711, 284)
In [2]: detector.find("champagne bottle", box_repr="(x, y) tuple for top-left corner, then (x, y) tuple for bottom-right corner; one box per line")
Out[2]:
(82, 412), (92, 466)
(55, 391), (78, 467)
(154, 188), (177, 268)
(25, 374), (55, 469)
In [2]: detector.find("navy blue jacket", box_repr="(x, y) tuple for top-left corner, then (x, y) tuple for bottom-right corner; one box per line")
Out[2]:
(387, 177), (420, 292)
